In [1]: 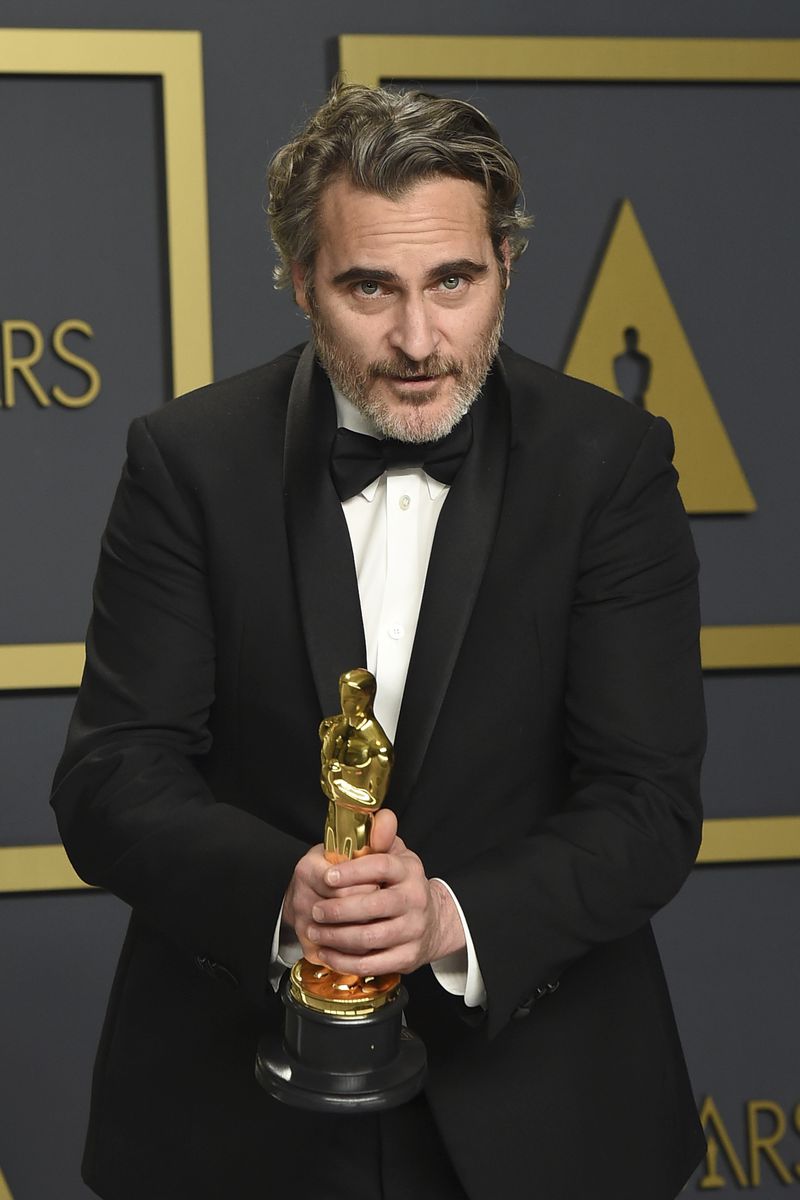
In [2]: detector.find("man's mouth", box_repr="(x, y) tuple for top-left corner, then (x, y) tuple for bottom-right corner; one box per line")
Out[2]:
(371, 357), (461, 387)
(390, 374), (438, 384)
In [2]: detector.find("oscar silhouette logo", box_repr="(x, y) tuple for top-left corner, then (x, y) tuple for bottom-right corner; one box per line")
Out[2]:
(256, 669), (427, 1111)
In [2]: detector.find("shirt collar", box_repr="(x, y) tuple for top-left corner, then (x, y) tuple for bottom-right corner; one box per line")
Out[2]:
(332, 384), (379, 437)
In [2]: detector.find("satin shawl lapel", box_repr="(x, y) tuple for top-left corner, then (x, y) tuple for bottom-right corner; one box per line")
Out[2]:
(283, 343), (366, 718)
(390, 363), (510, 814)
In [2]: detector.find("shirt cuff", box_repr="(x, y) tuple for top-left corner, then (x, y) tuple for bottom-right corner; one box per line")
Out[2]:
(429, 878), (487, 1009)
(268, 898), (303, 993)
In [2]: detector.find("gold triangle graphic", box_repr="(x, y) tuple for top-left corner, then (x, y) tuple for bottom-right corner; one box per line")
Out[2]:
(0, 1167), (15, 1200)
(564, 199), (756, 513)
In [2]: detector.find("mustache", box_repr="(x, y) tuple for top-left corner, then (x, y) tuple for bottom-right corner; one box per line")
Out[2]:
(369, 355), (462, 380)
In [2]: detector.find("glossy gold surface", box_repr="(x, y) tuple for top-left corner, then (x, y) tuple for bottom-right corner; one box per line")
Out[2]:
(290, 960), (400, 1018)
(294, 669), (401, 1015)
(339, 34), (800, 90)
(319, 668), (393, 863)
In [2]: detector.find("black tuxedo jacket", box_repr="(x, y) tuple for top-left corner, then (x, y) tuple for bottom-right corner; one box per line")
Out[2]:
(52, 343), (706, 1200)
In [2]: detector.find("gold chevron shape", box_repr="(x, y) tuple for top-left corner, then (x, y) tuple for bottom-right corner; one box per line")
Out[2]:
(565, 199), (756, 514)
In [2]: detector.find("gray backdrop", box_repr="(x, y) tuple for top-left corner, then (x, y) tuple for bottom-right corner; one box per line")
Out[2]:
(1, 3), (798, 1197)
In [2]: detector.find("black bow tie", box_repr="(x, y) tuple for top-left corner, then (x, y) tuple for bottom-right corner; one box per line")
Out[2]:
(330, 417), (473, 501)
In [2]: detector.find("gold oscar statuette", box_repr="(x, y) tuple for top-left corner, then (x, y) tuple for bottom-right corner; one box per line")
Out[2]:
(290, 667), (401, 1017)
(255, 668), (427, 1112)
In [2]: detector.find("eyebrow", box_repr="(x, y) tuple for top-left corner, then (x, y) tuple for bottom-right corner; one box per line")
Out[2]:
(331, 259), (490, 287)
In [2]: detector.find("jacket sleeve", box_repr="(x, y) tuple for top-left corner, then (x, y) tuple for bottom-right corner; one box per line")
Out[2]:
(447, 415), (705, 1037)
(51, 416), (308, 1008)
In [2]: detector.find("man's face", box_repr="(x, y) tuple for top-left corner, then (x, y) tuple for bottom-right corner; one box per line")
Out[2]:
(291, 174), (507, 443)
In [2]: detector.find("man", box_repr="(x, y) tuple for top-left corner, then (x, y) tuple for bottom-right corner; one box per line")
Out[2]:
(52, 82), (706, 1200)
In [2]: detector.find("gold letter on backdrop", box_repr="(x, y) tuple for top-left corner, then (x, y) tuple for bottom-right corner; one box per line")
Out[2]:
(698, 1096), (749, 1188)
(1, 320), (50, 408)
(746, 1100), (793, 1186)
(51, 319), (101, 408)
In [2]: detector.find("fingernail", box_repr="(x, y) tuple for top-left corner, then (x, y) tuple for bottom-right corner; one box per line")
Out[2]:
(326, 868), (340, 884)
(307, 926), (319, 942)
(312, 905), (324, 922)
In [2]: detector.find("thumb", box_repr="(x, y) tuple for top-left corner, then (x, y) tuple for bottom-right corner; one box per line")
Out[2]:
(370, 808), (398, 854)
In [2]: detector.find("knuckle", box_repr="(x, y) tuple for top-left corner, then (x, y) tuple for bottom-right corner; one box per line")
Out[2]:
(399, 950), (415, 974)
(376, 856), (393, 881)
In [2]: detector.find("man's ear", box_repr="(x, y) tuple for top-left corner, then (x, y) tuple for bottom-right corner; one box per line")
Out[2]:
(291, 263), (310, 313)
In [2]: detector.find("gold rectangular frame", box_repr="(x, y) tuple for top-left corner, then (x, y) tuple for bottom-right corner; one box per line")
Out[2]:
(0, 28), (213, 893)
(2, 34), (797, 889)
(338, 34), (800, 866)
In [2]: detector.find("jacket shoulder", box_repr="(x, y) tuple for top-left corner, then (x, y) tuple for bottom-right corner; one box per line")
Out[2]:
(137, 344), (305, 455)
(498, 343), (655, 440)
(497, 344), (676, 511)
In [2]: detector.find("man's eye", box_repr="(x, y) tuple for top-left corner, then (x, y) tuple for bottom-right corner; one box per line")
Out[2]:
(440, 276), (463, 291)
(357, 280), (381, 296)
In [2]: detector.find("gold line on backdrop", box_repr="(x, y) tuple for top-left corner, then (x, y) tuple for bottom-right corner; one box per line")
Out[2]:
(339, 34), (800, 88)
(0, 27), (214, 397)
(0, 34), (797, 889)
(0, 644), (85, 690)
(337, 33), (800, 676)
(0, 30), (214, 677)
(0, 30), (214, 895)
(0, 846), (89, 893)
(3, 815), (800, 895)
(2, 627), (800, 693)
(335, 32), (800, 863)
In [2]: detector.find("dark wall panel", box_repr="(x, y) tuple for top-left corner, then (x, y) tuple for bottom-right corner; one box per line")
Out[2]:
(1, 6), (797, 1198)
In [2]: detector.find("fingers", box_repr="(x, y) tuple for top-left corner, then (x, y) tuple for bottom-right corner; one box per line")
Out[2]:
(308, 914), (414, 957)
(310, 944), (419, 979)
(305, 908), (430, 977)
(304, 846), (435, 975)
(285, 835), (443, 977)
(369, 808), (397, 854)
(283, 843), (351, 948)
(310, 883), (410, 927)
(323, 849), (409, 890)
(288, 845), (338, 900)
(284, 842), (408, 949)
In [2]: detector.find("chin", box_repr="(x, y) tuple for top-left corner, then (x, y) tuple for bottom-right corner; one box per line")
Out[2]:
(367, 382), (472, 444)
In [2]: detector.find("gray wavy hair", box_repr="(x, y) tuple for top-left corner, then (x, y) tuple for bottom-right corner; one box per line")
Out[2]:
(267, 81), (531, 292)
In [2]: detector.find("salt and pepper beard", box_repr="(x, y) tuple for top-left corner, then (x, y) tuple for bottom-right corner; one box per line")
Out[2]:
(308, 290), (505, 444)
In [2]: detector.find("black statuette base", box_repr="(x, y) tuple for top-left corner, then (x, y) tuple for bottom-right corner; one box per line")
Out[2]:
(255, 974), (427, 1113)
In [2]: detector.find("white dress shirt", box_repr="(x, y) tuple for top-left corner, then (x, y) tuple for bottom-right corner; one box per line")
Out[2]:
(270, 385), (486, 1008)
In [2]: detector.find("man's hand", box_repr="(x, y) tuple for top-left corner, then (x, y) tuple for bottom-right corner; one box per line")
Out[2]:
(283, 809), (465, 975)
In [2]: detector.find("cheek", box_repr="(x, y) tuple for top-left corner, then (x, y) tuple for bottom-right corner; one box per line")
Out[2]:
(447, 310), (486, 349)
(339, 318), (387, 362)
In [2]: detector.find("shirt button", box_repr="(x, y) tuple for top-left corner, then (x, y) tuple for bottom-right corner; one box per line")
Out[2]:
(399, 494), (411, 511)
(388, 624), (404, 640)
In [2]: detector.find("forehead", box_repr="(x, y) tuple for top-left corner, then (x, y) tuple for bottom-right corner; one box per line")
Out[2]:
(315, 175), (491, 266)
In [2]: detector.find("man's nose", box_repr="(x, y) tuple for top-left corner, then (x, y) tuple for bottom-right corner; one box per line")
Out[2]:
(387, 296), (439, 363)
